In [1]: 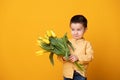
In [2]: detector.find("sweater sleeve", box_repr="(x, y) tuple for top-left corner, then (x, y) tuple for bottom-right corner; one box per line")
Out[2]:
(78, 42), (94, 64)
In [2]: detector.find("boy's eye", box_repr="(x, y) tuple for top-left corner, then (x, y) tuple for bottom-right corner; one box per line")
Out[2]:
(77, 29), (81, 31)
(71, 29), (75, 31)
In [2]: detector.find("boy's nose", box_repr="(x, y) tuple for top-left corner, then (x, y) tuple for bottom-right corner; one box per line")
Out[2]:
(74, 31), (78, 34)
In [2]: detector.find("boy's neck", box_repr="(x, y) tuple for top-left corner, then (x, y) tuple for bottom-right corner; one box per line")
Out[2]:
(73, 37), (84, 40)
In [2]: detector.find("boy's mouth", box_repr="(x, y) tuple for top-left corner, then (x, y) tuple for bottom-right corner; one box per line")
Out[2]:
(74, 35), (79, 37)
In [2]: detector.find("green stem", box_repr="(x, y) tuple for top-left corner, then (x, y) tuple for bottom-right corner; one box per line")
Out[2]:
(74, 61), (84, 71)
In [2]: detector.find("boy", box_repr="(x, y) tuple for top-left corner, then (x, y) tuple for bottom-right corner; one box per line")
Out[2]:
(58, 15), (94, 80)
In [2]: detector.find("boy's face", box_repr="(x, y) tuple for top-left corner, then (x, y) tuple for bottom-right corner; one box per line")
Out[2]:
(70, 23), (86, 40)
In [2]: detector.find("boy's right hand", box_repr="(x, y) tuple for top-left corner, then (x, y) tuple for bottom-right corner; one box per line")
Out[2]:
(69, 54), (79, 62)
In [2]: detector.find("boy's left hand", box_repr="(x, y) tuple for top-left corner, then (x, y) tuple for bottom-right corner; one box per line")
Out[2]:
(69, 54), (79, 62)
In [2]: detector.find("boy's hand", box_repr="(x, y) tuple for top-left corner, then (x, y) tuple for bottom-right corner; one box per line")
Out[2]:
(62, 56), (67, 61)
(69, 54), (79, 62)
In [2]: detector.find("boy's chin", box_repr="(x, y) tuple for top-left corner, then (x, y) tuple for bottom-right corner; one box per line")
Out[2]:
(73, 37), (82, 40)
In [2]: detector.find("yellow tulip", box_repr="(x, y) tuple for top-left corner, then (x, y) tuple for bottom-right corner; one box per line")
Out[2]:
(46, 30), (51, 37)
(42, 38), (50, 44)
(38, 36), (50, 44)
(44, 34), (49, 40)
(37, 40), (43, 47)
(36, 50), (47, 56)
(50, 30), (56, 37)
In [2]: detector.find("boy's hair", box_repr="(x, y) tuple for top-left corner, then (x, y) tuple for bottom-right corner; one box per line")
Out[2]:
(70, 15), (87, 28)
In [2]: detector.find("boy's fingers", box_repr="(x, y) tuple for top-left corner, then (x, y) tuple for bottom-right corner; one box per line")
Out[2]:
(69, 56), (73, 60)
(69, 57), (74, 61)
(69, 55), (74, 58)
(69, 55), (78, 62)
(71, 59), (75, 62)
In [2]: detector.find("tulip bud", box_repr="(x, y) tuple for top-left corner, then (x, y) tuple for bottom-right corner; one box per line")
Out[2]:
(37, 40), (43, 47)
(36, 50), (47, 56)
(42, 38), (50, 44)
(46, 30), (52, 37)
(50, 30), (56, 37)
(44, 34), (49, 40)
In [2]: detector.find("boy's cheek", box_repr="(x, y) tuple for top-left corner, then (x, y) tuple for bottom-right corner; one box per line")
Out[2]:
(71, 31), (74, 35)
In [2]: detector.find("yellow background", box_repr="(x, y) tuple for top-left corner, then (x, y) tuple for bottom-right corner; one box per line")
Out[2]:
(0, 0), (120, 80)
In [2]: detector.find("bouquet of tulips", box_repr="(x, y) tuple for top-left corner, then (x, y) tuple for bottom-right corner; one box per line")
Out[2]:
(36, 30), (84, 71)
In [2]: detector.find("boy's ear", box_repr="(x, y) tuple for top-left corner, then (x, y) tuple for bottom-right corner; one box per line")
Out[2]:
(84, 28), (88, 32)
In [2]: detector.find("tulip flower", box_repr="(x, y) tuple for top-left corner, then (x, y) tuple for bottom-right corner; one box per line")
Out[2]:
(36, 50), (48, 56)
(46, 30), (52, 37)
(42, 38), (50, 44)
(50, 30), (56, 37)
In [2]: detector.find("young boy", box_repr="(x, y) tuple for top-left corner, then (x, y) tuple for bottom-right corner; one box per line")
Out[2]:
(58, 15), (94, 80)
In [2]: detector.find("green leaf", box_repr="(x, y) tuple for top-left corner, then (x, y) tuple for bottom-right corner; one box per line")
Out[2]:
(40, 43), (51, 51)
(67, 40), (74, 51)
(49, 52), (54, 65)
(65, 52), (69, 60)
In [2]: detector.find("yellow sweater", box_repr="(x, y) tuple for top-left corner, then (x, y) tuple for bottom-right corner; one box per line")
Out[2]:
(58, 38), (94, 79)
